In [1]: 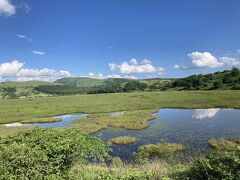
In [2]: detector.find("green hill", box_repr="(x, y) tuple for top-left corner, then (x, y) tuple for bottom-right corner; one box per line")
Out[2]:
(55, 77), (131, 87)
(164, 67), (240, 90)
(0, 81), (59, 87)
(55, 77), (105, 87)
(0, 68), (239, 98)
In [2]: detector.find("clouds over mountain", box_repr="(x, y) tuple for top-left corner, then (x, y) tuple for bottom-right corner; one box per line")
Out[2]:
(174, 51), (240, 70)
(0, 60), (71, 82)
(109, 58), (165, 75)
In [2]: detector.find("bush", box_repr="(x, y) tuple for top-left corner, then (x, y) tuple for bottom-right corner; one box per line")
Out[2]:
(0, 128), (110, 179)
(110, 157), (124, 168)
(177, 149), (240, 180)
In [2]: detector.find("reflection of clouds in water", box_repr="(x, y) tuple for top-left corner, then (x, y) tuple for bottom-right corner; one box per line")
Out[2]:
(192, 108), (220, 119)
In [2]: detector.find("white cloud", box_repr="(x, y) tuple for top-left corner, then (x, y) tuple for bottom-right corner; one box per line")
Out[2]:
(188, 52), (223, 68)
(237, 49), (240, 53)
(0, 0), (16, 16)
(32, 50), (46, 55)
(0, 60), (24, 77)
(192, 108), (220, 120)
(109, 58), (165, 75)
(174, 51), (224, 70)
(173, 64), (188, 70)
(219, 57), (240, 66)
(16, 34), (33, 42)
(0, 60), (71, 82)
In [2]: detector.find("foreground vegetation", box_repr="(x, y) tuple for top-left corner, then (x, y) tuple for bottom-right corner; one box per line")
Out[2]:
(0, 128), (110, 179)
(0, 128), (239, 179)
(1, 90), (240, 124)
(134, 142), (186, 164)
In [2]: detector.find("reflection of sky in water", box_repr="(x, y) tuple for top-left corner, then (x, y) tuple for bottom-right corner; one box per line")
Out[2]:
(94, 109), (240, 160)
(192, 108), (220, 119)
(28, 114), (87, 128)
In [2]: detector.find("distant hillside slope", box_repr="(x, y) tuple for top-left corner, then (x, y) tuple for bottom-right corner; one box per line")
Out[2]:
(55, 77), (105, 87)
(0, 81), (59, 87)
(55, 77), (131, 87)
(164, 67), (240, 90)
(0, 68), (239, 98)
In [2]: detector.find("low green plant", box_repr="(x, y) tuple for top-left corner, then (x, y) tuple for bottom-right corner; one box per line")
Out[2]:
(209, 138), (240, 150)
(0, 128), (110, 179)
(110, 157), (124, 167)
(177, 149), (240, 180)
(134, 143), (186, 164)
(109, 136), (136, 145)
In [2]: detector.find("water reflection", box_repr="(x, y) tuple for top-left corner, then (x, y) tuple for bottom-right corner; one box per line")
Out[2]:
(192, 108), (220, 119)
(95, 108), (240, 160)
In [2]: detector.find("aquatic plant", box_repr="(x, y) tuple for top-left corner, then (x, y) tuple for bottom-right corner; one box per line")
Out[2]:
(134, 142), (186, 164)
(209, 138), (240, 150)
(109, 136), (136, 145)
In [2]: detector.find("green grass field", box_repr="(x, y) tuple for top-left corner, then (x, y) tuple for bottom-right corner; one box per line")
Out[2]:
(0, 90), (240, 124)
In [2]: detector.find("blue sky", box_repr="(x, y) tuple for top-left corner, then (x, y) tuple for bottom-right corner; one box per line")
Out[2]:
(0, 0), (240, 81)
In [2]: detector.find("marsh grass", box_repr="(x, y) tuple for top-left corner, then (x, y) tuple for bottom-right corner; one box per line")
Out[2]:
(0, 126), (28, 137)
(209, 138), (240, 150)
(20, 117), (61, 124)
(109, 136), (136, 145)
(134, 142), (187, 164)
(1, 91), (240, 124)
(72, 109), (156, 133)
(68, 159), (187, 179)
(95, 109), (157, 130)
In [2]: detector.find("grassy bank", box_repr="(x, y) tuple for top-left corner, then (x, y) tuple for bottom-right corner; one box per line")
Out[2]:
(0, 91), (240, 124)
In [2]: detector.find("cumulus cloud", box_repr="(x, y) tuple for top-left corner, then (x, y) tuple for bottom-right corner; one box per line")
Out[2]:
(0, 60), (24, 77)
(174, 51), (224, 70)
(0, 60), (71, 82)
(109, 58), (165, 75)
(0, 0), (16, 16)
(85, 72), (136, 79)
(32, 50), (46, 55)
(16, 34), (33, 42)
(189, 52), (223, 68)
(192, 108), (220, 120)
(220, 57), (240, 66)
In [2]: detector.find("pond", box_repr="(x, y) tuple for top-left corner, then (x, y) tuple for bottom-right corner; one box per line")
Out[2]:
(94, 108), (240, 160)
(6, 108), (239, 161)
(27, 114), (87, 128)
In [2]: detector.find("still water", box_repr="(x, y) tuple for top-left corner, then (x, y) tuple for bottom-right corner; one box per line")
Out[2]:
(28, 114), (87, 128)
(95, 109), (240, 160)
(26, 108), (240, 160)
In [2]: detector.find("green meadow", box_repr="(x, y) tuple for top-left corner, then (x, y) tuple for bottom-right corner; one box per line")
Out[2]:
(0, 90), (240, 124)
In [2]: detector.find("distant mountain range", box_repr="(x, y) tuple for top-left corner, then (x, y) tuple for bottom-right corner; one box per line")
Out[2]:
(0, 67), (239, 98)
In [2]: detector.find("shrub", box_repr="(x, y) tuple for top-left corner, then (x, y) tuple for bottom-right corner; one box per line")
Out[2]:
(0, 128), (110, 179)
(178, 149), (240, 180)
(110, 157), (124, 168)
